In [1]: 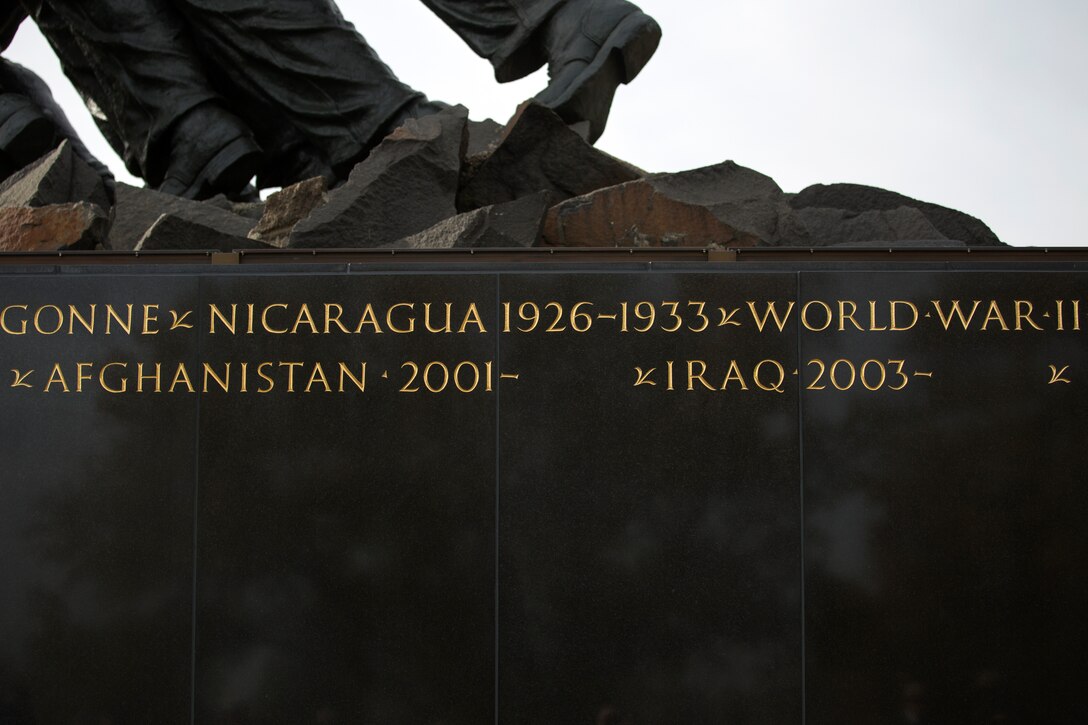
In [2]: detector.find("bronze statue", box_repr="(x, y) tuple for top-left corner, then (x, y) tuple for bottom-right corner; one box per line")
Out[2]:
(3, 0), (659, 199)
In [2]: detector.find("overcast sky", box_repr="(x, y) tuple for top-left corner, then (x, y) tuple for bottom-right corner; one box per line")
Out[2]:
(6, 0), (1086, 246)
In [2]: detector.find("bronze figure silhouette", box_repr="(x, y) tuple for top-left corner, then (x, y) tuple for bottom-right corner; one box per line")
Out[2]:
(1, 0), (659, 199)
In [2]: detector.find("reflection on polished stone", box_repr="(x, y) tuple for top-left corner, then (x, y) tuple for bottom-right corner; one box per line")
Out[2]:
(802, 272), (1088, 725)
(497, 273), (802, 724)
(0, 275), (200, 724)
(0, 264), (1085, 723)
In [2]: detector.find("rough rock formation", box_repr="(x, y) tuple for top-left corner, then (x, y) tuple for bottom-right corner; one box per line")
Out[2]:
(0, 203), (108, 251)
(0, 103), (1003, 253)
(289, 106), (469, 248)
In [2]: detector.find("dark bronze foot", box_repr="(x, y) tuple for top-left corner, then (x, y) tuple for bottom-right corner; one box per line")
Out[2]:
(535, 0), (661, 143)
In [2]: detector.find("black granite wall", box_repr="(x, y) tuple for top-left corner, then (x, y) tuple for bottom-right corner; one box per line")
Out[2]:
(1, 263), (1084, 724)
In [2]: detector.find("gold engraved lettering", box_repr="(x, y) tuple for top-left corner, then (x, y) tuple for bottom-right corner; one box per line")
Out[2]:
(830, 360), (856, 390)
(100, 362), (128, 394)
(239, 362), (248, 393)
(666, 360), (675, 391)
(890, 301), (919, 331)
(203, 363), (231, 393)
(209, 303), (236, 334)
(806, 359), (827, 390)
(571, 302), (593, 332)
(632, 302), (655, 332)
(545, 302), (566, 332)
(721, 360), (748, 390)
(860, 360), (886, 391)
(1, 305), (28, 334)
(888, 361), (910, 390)
(931, 300), (981, 330)
(687, 360), (714, 391)
(459, 303), (486, 333)
(246, 303), (256, 334)
(44, 363), (69, 393)
(10, 369), (33, 388)
(838, 300), (863, 331)
(142, 304), (160, 335)
(292, 304), (318, 334)
(75, 362), (93, 392)
(1056, 300), (1065, 331)
(865, 301), (888, 331)
(338, 362), (366, 392)
(69, 304), (95, 334)
(425, 302), (453, 333)
(453, 362), (480, 393)
(137, 362), (162, 393)
(1048, 365), (1071, 385)
(1075, 300), (1082, 331)
(262, 304), (289, 334)
(688, 301), (709, 332)
(106, 304), (133, 335)
(513, 302), (540, 332)
(754, 360), (786, 393)
(257, 362), (275, 393)
(325, 304), (349, 334)
(34, 305), (64, 335)
(400, 361), (420, 393)
(387, 303), (415, 334)
(661, 302), (682, 333)
(634, 367), (656, 387)
(169, 309), (193, 330)
(1014, 300), (1043, 331)
(279, 362), (303, 392)
(981, 301), (1009, 331)
(801, 301), (832, 332)
(747, 300), (795, 332)
(305, 362), (331, 393)
(717, 306), (741, 328)
(354, 304), (382, 333)
(423, 361), (449, 392)
(169, 363), (195, 393)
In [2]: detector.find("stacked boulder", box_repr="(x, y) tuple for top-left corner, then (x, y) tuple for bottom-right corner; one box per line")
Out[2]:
(0, 103), (1002, 252)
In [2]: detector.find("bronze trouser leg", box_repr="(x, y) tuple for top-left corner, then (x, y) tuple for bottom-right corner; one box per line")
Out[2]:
(421, 0), (565, 82)
(0, 58), (112, 182)
(171, 0), (422, 171)
(25, 0), (219, 184)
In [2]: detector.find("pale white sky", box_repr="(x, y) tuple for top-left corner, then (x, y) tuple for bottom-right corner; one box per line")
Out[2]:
(6, 0), (1087, 246)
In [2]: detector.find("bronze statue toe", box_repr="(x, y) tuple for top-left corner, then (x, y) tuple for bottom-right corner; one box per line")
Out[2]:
(535, 0), (660, 143)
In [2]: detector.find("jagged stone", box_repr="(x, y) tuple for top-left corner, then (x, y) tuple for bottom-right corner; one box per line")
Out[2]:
(205, 193), (266, 220)
(544, 178), (761, 248)
(0, 140), (110, 210)
(135, 209), (273, 251)
(778, 206), (946, 246)
(466, 118), (503, 158)
(0, 202), (108, 251)
(248, 177), (328, 248)
(391, 192), (551, 249)
(457, 101), (641, 211)
(290, 106), (468, 248)
(108, 182), (257, 250)
(643, 161), (786, 241)
(789, 183), (1002, 245)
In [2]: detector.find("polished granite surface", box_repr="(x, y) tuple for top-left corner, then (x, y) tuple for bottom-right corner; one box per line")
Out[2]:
(1, 264), (1084, 723)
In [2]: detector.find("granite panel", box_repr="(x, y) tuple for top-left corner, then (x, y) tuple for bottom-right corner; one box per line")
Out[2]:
(800, 271), (1088, 725)
(0, 274), (200, 724)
